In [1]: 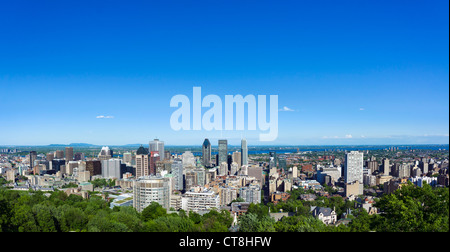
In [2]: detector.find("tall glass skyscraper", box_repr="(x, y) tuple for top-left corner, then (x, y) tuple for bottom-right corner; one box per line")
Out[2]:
(202, 138), (211, 167)
(218, 140), (228, 166)
(241, 138), (248, 166)
(172, 158), (184, 191)
(149, 139), (165, 160)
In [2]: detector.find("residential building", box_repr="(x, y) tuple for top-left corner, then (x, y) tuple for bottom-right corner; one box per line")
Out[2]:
(133, 175), (171, 212)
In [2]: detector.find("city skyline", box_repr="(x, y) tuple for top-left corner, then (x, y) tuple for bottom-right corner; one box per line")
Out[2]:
(1, 1), (448, 146)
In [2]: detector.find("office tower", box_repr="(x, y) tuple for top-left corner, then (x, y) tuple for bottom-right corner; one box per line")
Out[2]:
(135, 146), (150, 178)
(51, 159), (66, 172)
(29, 151), (37, 168)
(123, 152), (132, 166)
(55, 150), (64, 159)
(344, 151), (364, 184)
(98, 146), (113, 161)
(383, 158), (390, 175)
(218, 140), (228, 166)
(269, 152), (277, 167)
(46, 153), (54, 162)
(241, 138), (248, 166)
(133, 175), (171, 212)
(102, 159), (122, 179)
(85, 160), (102, 176)
(65, 147), (74, 164)
(149, 139), (165, 160)
(202, 138), (211, 167)
(172, 158), (184, 191)
(232, 151), (241, 168)
(368, 161), (379, 175)
(149, 151), (160, 175)
(74, 152), (84, 161)
(66, 161), (78, 175)
(182, 151), (195, 167)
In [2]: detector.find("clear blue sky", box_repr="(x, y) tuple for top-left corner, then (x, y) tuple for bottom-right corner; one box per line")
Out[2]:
(0, 0), (448, 146)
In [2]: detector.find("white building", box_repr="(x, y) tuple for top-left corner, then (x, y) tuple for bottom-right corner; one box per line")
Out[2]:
(311, 207), (337, 225)
(182, 189), (220, 213)
(133, 175), (171, 212)
(344, 151), (364, 184)
(102, 159), (122, 180)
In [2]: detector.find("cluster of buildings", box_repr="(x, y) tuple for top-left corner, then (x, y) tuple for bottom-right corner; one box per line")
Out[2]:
(1, 138), (263, 216)
(1, 142), (449, 227)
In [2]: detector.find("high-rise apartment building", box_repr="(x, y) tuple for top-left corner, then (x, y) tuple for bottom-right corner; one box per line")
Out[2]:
(344, 151), (364, 184)
(239, 185), (261, 204)
(149, 139), (165, 160)
(183, 190), (220, 213)
(218, 140), (228, 166)
(241, 138), (248, 166)
(383, 158), (390, 175)
(202, 138), (211, 167)
(133, 175), (171, 212)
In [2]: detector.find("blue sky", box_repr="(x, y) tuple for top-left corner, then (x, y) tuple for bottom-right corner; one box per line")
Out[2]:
(0, 0), (448, 146)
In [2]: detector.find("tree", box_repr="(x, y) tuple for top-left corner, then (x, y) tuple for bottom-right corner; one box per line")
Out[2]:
(374, 182), (449, 232)
(141, 202), (167, 222)
(239, 213), (275, 232)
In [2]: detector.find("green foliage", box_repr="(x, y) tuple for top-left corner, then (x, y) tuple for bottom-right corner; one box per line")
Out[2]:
(274, 215), (327, 232)
(0, 182), (448, 232)
(238, 213), (276, 232)
(374, 182), (449, 232)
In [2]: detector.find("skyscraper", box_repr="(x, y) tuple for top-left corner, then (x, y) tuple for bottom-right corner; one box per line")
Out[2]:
(102, 159), (122, 179)
(136, 146), (150, 178)
(202, 138), (211, 167)
(98, 146), (113, 161)
(241, 138), (248, 166)
(344, 151), (364, 184)
(218, 140), (228, 166)
(65, 147), (74, 164)
(383, 158), (390, 175)
(172, 158), (184, 191)
(232, 151), (241, 167)
(149, 151), (160, 175)
(149, 139), (165, 160)
(29, 151), (37, 168)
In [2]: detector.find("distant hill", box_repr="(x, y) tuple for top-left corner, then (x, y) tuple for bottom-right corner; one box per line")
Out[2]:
(48, 143), (100, 147)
